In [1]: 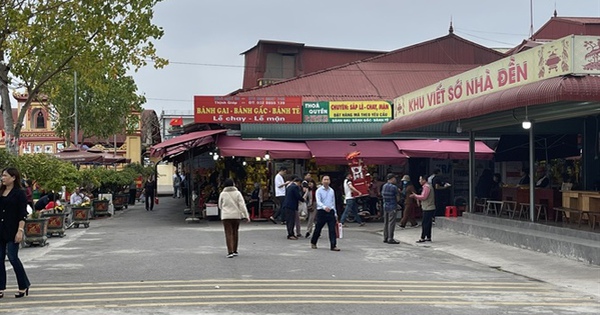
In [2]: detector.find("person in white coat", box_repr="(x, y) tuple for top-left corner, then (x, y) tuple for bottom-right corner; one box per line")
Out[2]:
(218, 178), (250, 258)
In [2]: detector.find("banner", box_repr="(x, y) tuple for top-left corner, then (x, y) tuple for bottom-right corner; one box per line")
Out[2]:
(194, 96), (302, 124)
(303, 100), (392, 123)
(393, 35), (600, 119)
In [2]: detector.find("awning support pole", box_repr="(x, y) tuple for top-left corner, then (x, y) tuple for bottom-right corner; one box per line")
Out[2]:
(469, 131), (475, 213)
(529, 124), (535, 221)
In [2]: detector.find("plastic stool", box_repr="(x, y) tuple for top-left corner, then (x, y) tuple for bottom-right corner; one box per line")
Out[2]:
(445, 206), (458, 217)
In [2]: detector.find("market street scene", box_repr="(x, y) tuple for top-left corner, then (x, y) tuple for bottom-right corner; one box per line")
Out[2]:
(2, 196), (599, 315)
(1, 1), (600, 314)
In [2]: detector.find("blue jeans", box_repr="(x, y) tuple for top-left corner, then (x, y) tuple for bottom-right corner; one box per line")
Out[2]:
(340, 198), (362, 224)
(0, 240), (30, 290)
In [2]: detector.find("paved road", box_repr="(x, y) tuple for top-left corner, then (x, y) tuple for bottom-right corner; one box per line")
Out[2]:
(4, 196), (599, 314)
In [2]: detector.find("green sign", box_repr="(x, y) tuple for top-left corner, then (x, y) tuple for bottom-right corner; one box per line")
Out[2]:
(303, 101), (392, 123)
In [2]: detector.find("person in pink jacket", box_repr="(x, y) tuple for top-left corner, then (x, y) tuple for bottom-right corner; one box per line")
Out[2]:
(410, 175), (436, 243)
(218, 178), (250, 258)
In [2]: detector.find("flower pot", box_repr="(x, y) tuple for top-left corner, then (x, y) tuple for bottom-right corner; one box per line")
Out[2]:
(41, 211), (67, 237)
(71, 207), (91, 228)
(24, 218), (48, 247)
(113, 194), (129, 210)
(93, 199), (110, 217)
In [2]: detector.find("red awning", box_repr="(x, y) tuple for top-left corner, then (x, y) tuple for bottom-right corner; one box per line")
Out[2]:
(217, 136), (312, 159)
(150, 129), (226, 157)
(382, 76), (600, 134)
(393, 139), (494, 160)
(306, 140), (407, 165)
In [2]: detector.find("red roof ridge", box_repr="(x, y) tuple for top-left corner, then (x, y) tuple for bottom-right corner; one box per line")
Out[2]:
(362, 33), (506, 64)
(240, 39), (386, 56)
(551, 16), (600, 24)
(230, 33), (503, 96)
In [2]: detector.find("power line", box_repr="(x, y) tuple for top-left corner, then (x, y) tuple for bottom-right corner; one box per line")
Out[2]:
(454, 30), (520, 46)
(454, 27), (528, 37)
(146, 97), (192, 102)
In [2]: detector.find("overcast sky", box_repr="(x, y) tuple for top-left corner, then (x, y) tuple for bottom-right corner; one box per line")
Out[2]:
(132, 0), (600, 114)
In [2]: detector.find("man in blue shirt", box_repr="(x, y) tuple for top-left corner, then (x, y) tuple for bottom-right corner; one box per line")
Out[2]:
(310, 175), (340, 251)
(381, 173), (400, 244)
(282, 176), (304, 240)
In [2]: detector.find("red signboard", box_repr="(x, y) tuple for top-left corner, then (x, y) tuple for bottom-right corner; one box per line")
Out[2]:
(194, 96), (303, 124)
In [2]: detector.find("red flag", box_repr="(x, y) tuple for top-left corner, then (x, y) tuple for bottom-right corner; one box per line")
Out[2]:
(170, 117), (183, 126)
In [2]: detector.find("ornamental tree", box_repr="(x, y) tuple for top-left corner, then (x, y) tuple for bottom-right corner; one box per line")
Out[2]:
(0, 0), (167, 154)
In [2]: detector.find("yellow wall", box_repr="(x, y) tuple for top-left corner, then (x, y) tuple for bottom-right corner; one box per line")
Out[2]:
(125, 136), (141, 164)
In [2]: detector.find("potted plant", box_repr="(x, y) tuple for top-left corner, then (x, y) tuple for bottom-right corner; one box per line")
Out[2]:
(71, 200), (92, 228)
(40, 204), (67, 237)
(24, 211), (48, 247)
(92, 197), (110, 217)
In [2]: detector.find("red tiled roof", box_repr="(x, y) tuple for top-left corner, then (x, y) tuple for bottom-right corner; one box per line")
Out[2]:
(234, 63), (476, 100)
(554, 17), (600, 24)
(232, 33), (505, 100)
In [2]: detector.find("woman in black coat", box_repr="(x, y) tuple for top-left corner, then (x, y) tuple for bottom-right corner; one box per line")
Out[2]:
(0, 167), (31, 298)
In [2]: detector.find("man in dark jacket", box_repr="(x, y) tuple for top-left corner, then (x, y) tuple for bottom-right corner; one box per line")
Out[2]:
(281, 176), (304, 240)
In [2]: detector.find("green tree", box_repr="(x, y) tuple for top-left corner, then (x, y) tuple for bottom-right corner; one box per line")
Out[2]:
(48, 66), (145, 144)
(15, 153), (80, 192)
(0, 0), (167, 154)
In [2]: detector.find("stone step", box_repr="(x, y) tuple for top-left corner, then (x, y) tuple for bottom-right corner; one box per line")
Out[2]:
(436, 213), (600, 265)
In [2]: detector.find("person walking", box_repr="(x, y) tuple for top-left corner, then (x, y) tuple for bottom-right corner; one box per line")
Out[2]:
(340, 173), (365, 227)
(411, 175), (436, 243)
(269, 166), (289, 224)
(181, 172), (190, 207)
(218, 178), (250, 258)
(381, 174), (400, 244)
(282, 176), (304, 240)
(398, 175), (418, 228)
(143, 176), (156, 211)
(172, 171), (181, 198)
(0, 167), (31, 298)
(304, 181), (317, 238)
(310, 175), (340, 251)
(128, 181), (137, 205)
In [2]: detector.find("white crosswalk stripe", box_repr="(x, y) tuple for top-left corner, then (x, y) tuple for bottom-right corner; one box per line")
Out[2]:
(1, 279), (598, 312)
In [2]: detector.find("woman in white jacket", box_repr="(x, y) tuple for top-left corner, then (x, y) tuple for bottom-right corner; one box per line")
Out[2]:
(218, 178), (250, 258)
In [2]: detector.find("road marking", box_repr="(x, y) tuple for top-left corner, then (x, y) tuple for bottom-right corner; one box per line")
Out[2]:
(0, 279), (596, 312)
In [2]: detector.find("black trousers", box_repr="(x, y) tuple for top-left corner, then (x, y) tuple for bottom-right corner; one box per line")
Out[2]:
(285, 208), (297, 237)
(310, 210), (337, 249)
(145, 192), (155, 210)
(421, 210), (435, 240)
(128, 189), (136, 205)
(273, 196), (285, 221)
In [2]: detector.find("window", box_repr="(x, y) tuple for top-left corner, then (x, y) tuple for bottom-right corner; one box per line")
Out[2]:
(33, 110), (45, 129)
(264, 53), (296, 79)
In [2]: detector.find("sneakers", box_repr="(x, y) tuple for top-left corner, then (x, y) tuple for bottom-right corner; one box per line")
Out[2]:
(359, 222), (366, 227)
(311, 244), (317, 249)
(330, 247), (341, 251)
(226, 253), (234, 258)
(387, 240), (400, 244)
(305, 232), (310, 238)
(232, 252), (238, 256)
(287, 236), (298, 240)
(268, 216), (277, 224)
(416, 239), (432, 243)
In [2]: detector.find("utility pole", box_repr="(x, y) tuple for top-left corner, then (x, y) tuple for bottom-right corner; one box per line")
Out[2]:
(74, 71), (78, 147)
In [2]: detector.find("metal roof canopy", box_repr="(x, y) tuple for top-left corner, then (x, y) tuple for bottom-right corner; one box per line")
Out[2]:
(240, 123), (487, 140)
(382, 76), (600, 135)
